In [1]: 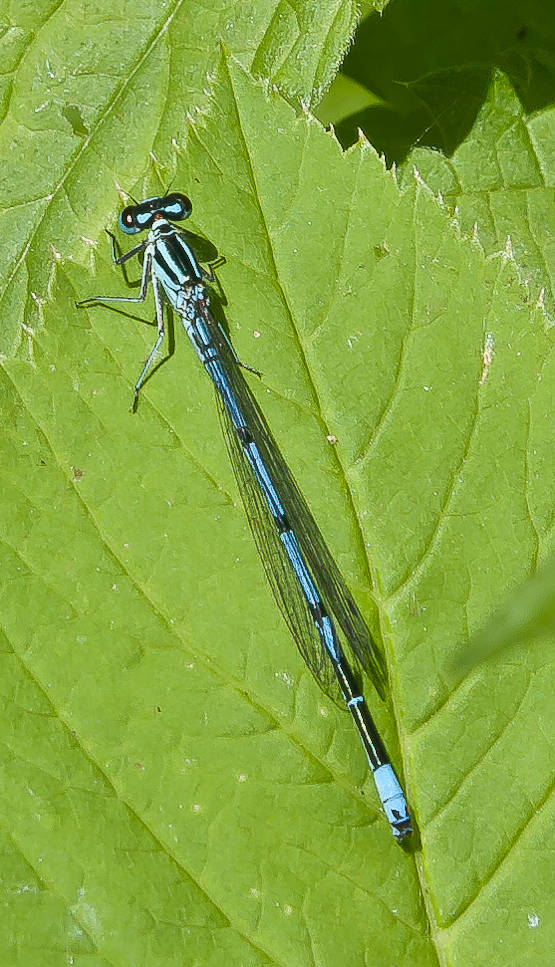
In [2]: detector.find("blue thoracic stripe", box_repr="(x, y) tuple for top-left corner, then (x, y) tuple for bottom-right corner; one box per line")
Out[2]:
(173, 235), (201, 279)
(154, 232), (202, 295)
(154, 243), (181, 287)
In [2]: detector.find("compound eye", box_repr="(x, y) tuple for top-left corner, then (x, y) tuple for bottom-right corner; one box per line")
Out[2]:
(119, 205), (138, 234)
(165, 193), (192, 220)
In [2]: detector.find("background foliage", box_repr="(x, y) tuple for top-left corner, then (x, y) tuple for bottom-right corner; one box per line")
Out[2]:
(1, 2), (553, 965)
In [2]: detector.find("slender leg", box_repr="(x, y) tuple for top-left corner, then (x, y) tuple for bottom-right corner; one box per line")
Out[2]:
(132, 274), (165, 412)
(197, 259), (261, 379)
(106, 230), (146, 267)
(75, 252), (152, 309)
(237, 359), (262, 378)
(201, 256), (226, 283)
(213, 319), (262, 379)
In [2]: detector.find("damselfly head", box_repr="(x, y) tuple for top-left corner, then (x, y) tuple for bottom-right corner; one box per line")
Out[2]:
(119, 193), (193, 234)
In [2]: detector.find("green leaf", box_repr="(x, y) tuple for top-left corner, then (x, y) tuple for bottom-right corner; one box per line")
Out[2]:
(330, 0), (555, 164)
(321, 0), (555, 336)
(403, 71), (555, 320)
(0, 0), (358, 356)
(1, 49), (554, 967)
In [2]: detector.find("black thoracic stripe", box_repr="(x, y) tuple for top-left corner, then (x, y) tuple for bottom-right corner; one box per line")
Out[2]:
(154, 240), (182, 286)
(167, 231), (198, 274)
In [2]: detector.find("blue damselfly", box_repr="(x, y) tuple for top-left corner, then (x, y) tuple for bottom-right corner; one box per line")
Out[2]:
(76, 193), (412, 841)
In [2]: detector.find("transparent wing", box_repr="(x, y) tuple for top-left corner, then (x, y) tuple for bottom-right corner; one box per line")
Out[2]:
(216, 391), (342, 699)
(196, 297), (387, 700)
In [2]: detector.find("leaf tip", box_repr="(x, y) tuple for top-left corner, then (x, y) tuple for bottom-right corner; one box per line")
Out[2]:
(325, 120), (342, 148)
(356, 126), (369, 146)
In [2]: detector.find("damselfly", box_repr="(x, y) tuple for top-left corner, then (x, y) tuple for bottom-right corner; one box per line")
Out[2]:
(77, 192), (412, 841)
